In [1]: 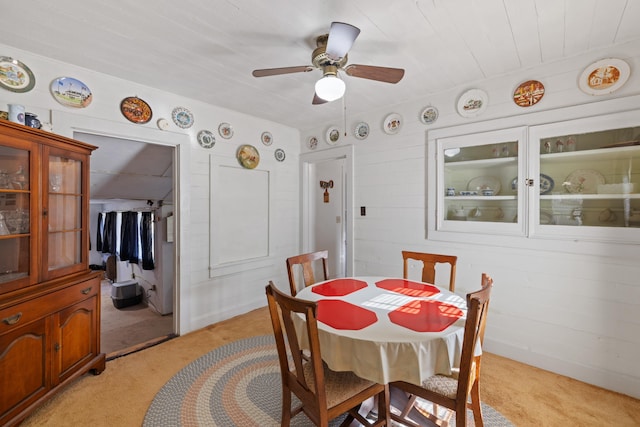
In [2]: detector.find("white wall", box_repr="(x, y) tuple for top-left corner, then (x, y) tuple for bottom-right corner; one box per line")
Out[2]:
(303, 40), (640, 399)
(0, 43), (301, 335)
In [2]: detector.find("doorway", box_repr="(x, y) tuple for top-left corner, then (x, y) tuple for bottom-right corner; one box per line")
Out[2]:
(301, 145), (354, 277)
(75, 132), (176, 357)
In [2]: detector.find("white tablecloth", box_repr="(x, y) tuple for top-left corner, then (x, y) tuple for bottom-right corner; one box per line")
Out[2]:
(294, 276), (468, 386)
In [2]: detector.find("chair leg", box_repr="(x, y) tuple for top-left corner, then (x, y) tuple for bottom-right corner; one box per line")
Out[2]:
(469, 380), (484, 427)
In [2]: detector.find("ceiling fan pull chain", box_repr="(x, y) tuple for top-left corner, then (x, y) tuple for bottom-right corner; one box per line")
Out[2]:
(343, 94), (347, 137)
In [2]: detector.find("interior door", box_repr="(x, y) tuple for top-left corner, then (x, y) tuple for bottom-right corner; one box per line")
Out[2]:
(310, 158), (346, 278)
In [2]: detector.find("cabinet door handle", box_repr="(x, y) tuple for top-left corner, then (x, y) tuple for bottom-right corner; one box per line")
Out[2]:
(81, 287), (92, 295)
(2, 312), (23, 325)
(525, 178), (535, 187)
(54, 343), (60, 352)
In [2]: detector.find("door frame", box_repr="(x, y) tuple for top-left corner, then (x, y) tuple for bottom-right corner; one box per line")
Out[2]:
(300, 145), (354, 277)
(51, 111), (190, 335)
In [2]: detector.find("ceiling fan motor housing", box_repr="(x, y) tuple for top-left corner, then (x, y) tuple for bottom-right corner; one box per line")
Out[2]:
(312, 35), (348, 71)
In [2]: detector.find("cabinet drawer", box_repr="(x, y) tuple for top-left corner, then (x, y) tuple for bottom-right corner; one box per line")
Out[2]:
(0, 278), (99, 334)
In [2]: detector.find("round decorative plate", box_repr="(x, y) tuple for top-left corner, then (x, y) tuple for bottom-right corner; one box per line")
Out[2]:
(383, 113), (402, 134)
(354, 122), (369, 140)
(563, 169), (605, 193)
(51, 77), (93, 108)
(513, 80), (545, 107)
(218, 122), (233, 139)
(197, 130), (216, 149)
(308, 136), (318, 150)
(171, 107), (194, 129)
(120, 96), (152, 123)
(274, 148), (286, 162)
(467, 175), (501, 195)
(457, 89), (488, 117)
(156, 118), (169, 130)
(325, 126), (340, 145)
(261, 131), (273, 146)
(511, 174), (554, 195)
(579, 58), (630, 96)
(420, 106), (438, 124)
(0, 57), (35, 93)
(237, 144), (260, 169)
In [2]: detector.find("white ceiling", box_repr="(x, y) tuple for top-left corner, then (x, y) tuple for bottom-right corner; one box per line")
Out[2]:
(3, 0), (640, 132)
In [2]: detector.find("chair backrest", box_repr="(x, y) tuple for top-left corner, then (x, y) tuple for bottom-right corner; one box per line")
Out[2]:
(265, 281), (330, 418)
(286, 250), (329, 296)
(402, 251), (458, 292)
(456, 277), (493, 402)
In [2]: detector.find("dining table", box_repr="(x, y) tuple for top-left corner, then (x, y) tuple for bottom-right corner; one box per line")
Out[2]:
(293, 276), (470, 387)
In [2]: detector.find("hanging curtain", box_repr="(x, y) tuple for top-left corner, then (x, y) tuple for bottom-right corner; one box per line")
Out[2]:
(101, 211), (117, 255)
(120, 211), (139, 263)
(140, 211), (155, 270)
(96, 212), (103, 252)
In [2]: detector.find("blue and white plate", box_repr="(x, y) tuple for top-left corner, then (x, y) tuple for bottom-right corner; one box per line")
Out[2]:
(171, 107), (194, 129)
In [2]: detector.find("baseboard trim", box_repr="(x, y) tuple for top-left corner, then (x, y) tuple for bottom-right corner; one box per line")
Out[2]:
(484, 338), (640, 399)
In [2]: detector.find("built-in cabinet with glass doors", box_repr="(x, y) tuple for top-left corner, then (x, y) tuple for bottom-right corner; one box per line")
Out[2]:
(0, 120), (104, 427)
(430, 110), (640, 244)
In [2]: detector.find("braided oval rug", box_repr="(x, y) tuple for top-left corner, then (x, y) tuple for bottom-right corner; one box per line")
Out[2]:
(143, 335), (513, 427)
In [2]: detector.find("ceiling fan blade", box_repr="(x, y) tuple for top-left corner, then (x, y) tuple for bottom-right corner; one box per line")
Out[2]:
(344, 64), (405, 83)
(312, 93), (328, 105)
(325, 22), (361, 60)
(252, 66), (314, 77)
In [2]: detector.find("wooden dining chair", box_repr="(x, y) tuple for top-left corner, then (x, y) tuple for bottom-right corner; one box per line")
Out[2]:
(266, 281), (390, 427)
(286, 250), (329, 296)
(390, 274), (493, 427)
(402, 251), (458, 292)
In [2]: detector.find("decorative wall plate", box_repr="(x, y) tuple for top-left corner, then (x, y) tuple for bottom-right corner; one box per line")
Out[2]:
(274, 148), (286, 162)
(0, 57), (35, 93)
(171, 107), (194, 128)
(456, 89), (488, 117)
(307, 136), (318, 150)
(325, 126), (340, 145)
(197, 130), (216, 149)
(513, 80), (545, 107)
(261, 131), (273, 146)
(579, 58), (630, 96)
(156, 118), (170, 130)
(237, 144), (260, 169)
(383, 113), (402, 134)
(51, 77), (93, 108)
(120, 96), (152, 123)
(218, 122), (233, 139)
(420, 106), (438, 124)
(467, 175), (501, 195)
(563, 169), (605, 193)
(354, 122), (369, 140)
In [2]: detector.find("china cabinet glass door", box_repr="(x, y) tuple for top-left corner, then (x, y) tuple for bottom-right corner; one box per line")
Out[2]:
(435, 127), (527, 236)
(0, 145), (33, 293)
(529, 110), (640, 242)
(44, 147), (88, 279)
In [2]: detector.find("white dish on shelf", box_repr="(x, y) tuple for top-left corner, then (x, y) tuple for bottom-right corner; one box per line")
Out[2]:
(467, 176), (501, 195)
(563, 169), (605, 193)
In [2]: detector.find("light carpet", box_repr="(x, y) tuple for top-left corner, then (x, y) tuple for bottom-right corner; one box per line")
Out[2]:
(143, 335), (513, 426)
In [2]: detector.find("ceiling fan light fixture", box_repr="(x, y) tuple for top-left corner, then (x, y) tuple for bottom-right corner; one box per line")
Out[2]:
(315, 74), (345, 102)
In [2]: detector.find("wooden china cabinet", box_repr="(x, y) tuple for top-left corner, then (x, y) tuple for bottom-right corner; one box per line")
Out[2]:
(0, 120), (104, 426)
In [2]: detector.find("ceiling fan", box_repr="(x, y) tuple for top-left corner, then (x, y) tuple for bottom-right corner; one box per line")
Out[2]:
(252, 22), (405, 104)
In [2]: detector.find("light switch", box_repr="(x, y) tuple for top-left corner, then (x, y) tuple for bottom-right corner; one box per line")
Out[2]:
(360, 206), (366, 216)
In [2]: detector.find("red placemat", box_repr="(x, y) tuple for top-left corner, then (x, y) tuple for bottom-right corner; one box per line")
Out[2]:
(316, 299), (377, 330)
(388, 300), (463, 332)
(375, 278), (440, 297)
(312, 278), (367, 296)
